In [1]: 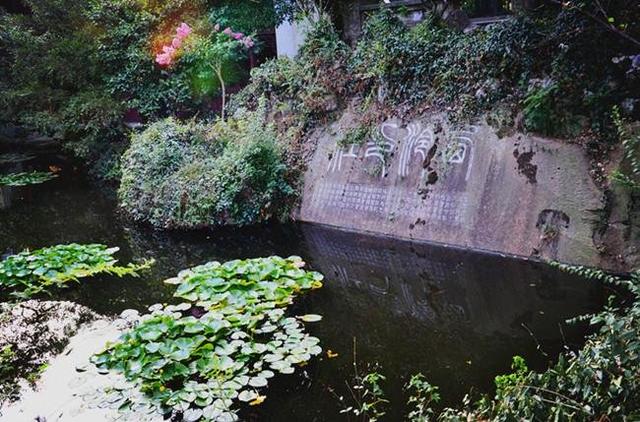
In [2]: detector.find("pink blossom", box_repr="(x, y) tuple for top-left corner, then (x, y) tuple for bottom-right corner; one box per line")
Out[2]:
(162, 45), (176, 55)
(233, 32), (244, 40)
(223, 27), (233, 35)
(214, 24), (220, 32)
(176, 22), (192, 39)
(155, 53), (172, 66)
(171, 37), (182, 49)
(243, 37), (254, 48)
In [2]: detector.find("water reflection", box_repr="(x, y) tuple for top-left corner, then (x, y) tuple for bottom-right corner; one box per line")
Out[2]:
(302, 225), (600, 339)
(0, 171), (604, 421)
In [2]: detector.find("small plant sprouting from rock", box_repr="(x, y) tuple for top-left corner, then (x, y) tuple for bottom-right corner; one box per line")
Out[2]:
(0, 171), (57, 187)
(0, 244), (153, 299)
(92, 256), (325, 421)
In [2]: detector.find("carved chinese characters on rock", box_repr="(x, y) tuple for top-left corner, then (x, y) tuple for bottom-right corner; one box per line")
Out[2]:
(319, 121), (476, 226)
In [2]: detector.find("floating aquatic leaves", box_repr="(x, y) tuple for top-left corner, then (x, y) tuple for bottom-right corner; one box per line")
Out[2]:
(0, 171), (57, 187)
(92, 256), (324, 421)
(0, 243), (154, 299)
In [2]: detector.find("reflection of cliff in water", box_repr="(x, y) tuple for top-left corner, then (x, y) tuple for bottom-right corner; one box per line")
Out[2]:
(302, 224), (602, 339)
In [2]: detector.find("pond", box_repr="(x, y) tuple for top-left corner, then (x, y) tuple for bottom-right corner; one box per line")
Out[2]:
(0, 155), (605, 421)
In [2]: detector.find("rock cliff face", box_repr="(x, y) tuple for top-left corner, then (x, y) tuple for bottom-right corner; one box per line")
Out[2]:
(297, 112), (638, 271)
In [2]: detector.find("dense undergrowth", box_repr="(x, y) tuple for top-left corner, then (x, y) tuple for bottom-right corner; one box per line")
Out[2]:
(0, 0), (293, 182)
(119, 104), (294, 229)
(237, 5), (639, 142)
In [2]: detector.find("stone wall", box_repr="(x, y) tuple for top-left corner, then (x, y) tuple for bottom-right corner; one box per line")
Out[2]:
(297, 112), (636, 271)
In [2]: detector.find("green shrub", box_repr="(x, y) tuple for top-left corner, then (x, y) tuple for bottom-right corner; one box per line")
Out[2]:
(611, 106), (640, 190)
(240, 6), (638, 143)
(119, 107), (293, 228)
(208, 0), (294, 34)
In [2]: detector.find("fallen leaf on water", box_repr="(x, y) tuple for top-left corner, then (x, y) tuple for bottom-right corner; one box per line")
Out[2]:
(249, 395), (267, 406)
(298, 314), (322, 322)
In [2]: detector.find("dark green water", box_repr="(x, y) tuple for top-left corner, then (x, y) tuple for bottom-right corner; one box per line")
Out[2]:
(0, 156), (605, 421)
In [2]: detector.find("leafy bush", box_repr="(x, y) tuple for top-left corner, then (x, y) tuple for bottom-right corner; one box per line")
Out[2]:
(0, 244), (152, 299)
(405, 373), (441, 422)
(92, 256), (324, 421)
(521, 82), (584, 137)
(208, 0), (294, 34)
(0, 0), (264, 182)
(119, 106), (293, 228)
(611, 106), (640, 190)
(237, 5), (638, 146)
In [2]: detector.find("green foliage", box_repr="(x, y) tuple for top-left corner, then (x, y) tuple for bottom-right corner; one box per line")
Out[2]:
(0, 171), (57, 187)
(611, 106), (640, 190)
(119, 106), (294, 228)
(522, 83), (562, 136)
(241, 5), (638, 143)
(208, 0), (291, 34)
(0, 244), (153, 299)
(350, 10), (543, 115)
(85, 1), (198, 120)
(358, 372), (388, 421)
(338, 124), (373, 147)
(227, 13), (351, 188)
(336, 344), (389, 422)
(0, 345), (18, 403)
(92, 256), (324, 420)
(339, 369), (388, 422)
(0, 0), (254, 182)
(182, 33), (246, 98)
(232, 13), (349, 124)
(522, 80), (586, 138)
(493, 356), (529, 396)
(405, 373), (441, 422)
(0, 0), (123, 180)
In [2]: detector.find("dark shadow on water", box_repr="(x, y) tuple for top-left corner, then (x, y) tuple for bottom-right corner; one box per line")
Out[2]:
(0, 168), (605, 420)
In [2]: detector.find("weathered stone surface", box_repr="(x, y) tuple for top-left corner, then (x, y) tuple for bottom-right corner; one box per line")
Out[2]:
(297, 112), (634, 271)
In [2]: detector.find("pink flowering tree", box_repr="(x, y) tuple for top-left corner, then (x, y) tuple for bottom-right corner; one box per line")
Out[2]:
(155, 22), (254, 120)
(155, 23), (193, 67)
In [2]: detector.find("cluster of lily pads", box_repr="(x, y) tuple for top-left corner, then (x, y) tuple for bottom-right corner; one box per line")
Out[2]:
(0, 171), (57, 187)
(0, 243), (153, 299)
(92, 256), (325, 422)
